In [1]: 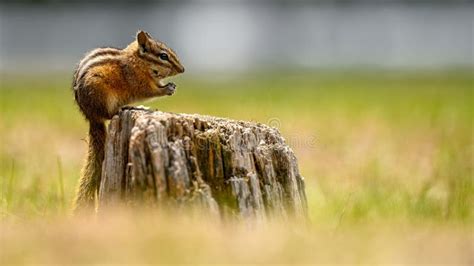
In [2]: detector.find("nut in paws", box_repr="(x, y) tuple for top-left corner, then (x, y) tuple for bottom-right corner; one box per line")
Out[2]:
(165, 82), (177, 95)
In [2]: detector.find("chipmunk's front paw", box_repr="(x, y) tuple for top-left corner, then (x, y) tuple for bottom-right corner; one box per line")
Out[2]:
(164, 82), (176, 95)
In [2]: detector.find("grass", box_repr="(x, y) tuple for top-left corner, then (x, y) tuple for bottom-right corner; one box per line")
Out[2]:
(0, 69), (473, 264)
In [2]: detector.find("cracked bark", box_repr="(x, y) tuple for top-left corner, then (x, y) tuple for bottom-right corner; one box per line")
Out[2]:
(99, 109), (307, 220)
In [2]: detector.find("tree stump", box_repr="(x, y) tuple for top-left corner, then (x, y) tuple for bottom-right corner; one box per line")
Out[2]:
(99, 109), (307, 219)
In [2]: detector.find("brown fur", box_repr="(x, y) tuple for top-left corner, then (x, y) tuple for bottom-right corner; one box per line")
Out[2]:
(73, 30), (184, 211)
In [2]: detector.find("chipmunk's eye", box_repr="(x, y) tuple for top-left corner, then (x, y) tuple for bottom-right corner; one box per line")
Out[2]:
(152, 70), (159, 75)
(159, 53), (169, 61)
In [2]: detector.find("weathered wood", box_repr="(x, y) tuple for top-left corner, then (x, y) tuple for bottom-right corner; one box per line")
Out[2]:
(99, 109), (307, 219)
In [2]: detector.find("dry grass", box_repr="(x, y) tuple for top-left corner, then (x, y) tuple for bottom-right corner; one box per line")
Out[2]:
(0, 70), (472, 264)
(1, 210), (472, 265)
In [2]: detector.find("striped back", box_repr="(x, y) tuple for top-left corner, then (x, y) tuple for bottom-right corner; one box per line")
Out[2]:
(72, 47), (122, 90)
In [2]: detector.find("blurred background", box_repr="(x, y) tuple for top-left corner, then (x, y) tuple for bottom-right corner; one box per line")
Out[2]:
(1, 0), (473, 72)
(0, 0), (473, 264)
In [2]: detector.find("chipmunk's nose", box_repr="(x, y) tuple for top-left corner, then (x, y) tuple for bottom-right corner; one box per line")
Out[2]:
(178, 66), (185, 73)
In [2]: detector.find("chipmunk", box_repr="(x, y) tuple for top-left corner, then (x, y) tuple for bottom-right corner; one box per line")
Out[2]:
(72, 30), (185, 210)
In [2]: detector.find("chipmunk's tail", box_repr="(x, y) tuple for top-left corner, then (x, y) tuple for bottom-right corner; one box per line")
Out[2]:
(73, 120), (106, 212)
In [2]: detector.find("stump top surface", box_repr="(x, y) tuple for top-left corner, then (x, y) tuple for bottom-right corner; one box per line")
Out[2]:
(123, 109), (286, 146)
(128, 109), (275, 129)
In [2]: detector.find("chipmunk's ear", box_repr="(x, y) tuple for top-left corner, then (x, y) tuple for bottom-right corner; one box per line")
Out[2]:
(137, 30), (150, 53)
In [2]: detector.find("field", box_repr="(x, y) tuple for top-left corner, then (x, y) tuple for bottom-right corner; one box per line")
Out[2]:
(0, 70), (473, 264)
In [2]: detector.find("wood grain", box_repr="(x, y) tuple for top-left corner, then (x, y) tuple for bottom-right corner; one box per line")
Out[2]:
(99, 109), (307, 219)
